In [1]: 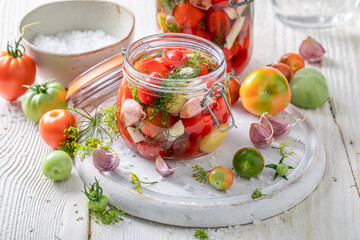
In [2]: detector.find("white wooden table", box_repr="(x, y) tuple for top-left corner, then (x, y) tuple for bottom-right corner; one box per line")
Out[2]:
(1, 0), (360, 239)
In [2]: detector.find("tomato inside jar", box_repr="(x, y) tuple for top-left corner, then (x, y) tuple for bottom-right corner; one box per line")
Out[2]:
(157, 0), (254, 75)
(116, 34), (235, 160)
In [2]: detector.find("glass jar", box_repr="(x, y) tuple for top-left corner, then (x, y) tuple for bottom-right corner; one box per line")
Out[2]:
(117, 33), (236, 160)
(156, 0), (254, 75)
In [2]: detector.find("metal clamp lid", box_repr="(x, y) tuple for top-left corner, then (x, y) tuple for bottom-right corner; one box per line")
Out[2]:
(200, 72), (237, 133)
(229, 0), (254, 8)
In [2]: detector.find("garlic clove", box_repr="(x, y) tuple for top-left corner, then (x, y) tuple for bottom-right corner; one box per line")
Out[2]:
(180, 95), (216, 118)
(189, 0), (212, 10)
(260, 113), (305, 139)
(92, 148), (120, 172)
(155, 156), (175, 177)
(299, 36), (326, 63)
(127, 127), (145, 143)
(120, 99), (146, 128)
(249, 123), (273, 148)
(165, 120), (185, 142)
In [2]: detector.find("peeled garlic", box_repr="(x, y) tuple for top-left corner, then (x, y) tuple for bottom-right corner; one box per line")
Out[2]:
(165, 120), (185, 142)
(155, 156), (175, 177)
(120, 99), (145, 128)
(299, 36), (326, 63)
(127, 127), (145, 143)
(180, 95), (216, 118)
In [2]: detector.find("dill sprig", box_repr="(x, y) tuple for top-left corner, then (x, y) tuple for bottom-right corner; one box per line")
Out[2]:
(101, 105), (120, 140)
(252, 187), (265, 199)
(272, 140), (294, 157)
(129, 172), (158, 194)
(194, 229), (209, 240)
(192, 165), (210, 184)
(91, 206), (124, 225)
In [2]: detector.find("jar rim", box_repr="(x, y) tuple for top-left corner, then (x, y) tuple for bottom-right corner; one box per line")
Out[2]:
(123, 33), (226, 94)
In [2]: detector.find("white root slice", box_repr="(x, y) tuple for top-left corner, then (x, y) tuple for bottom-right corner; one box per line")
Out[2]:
(223, 7), (238, 20)
(165, 120), (185, 142)
(224, 6), (247, 49)
(127, 127), (145, 143)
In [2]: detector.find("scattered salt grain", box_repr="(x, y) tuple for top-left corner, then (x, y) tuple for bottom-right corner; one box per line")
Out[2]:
(33, 30), (119, 54)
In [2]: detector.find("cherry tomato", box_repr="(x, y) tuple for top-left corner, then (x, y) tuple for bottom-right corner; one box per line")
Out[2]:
(212, 96), (230, 124)
(205, 8), (230, 46)
(181, 28), (211, 41)
(171, 135), (199, 159)
(39, 109), (76, 148)
(240, 67), (291, 116)
(84, 179), (108, 212)
(136, 142), (165, 159)
(222, 43), (240, 61)
(211, 0), (228, 7)
(198, 123), (228, 153)
(140, 107), (177, 139)
(227, 78), (241, 105)
(138, 72), (162, 105)
(133, 58), (169, 77)
(161, 49), (187, 69)
(198, 64), (209, 76)
(271, 63), (293, 83)
(232, 147), (264, 178)
(231, 48), (250, 74)
(279, 53), (305, 73)
(182, 113), (213, 138)
(118, 79), (133, 103)
(41, 150), (72, 181)
(208, 166), (234, 190)
(173, 2), (205, 28)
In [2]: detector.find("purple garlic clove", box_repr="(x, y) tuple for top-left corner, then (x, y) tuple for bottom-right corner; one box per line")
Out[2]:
(260, 113), (305, 139)
(155, 156), (175, 177)
(249, 122), (273, 148)
(92, 148), (120, 172)
(299, 36), (326, 63)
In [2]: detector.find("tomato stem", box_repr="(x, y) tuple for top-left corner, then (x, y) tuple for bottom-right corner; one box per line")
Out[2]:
(7, 22), (39, 58)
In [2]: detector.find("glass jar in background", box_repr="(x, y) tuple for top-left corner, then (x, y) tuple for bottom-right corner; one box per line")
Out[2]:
(156, 0), (254, 75)
(117, 34), (235, 160)
(272, 0), (360, 28)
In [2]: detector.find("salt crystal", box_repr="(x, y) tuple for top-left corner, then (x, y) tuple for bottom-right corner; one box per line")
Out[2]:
(33, 30), (119, 54)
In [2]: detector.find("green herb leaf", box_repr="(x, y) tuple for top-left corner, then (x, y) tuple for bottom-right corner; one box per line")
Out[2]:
(265, 164), (277, 170)
(194, 229), (209, 240)
(90, 206), (124, 225)
(272, 141), (294, 157)
(252, 187), (265, 199)
(130, 172), (158, 194)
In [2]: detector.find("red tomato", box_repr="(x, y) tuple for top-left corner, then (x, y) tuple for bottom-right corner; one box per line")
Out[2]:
(140, 107), (177, 139)
(222, 43), (240, 61)
(227, 78), (241, 105)
(205, 9), (230, 46)
(118, 78), (133, 104)
(39, 109), (76, 148)
(212, 96), (230, 123)
(211, 0), (228, 7)
(138, 73), (161, 105)
(116, 95), (135, 148)
(136, 142), (165, 159)
(279, 53), (305, 73)
(198, 64), (209, 76)
(208, 166), (234, 190)
(171, 135), (199, 159)
(271, 63), (293, 83)
(181, 28), (211, 41)
(161, 49), (187, 69)
(240, 67), (291, 116)
(133, 58), (169, 77)
(0, 52), (36, 101)
(232, 48), (250, 75)
(182, 114), (213, 138)
(173, 2), (205, 28)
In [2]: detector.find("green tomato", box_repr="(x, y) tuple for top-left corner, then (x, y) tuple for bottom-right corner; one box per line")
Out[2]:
(276, 163), (289, 176)
(87, 195), (109, 212)
(22, 81), (68, 122)
(290, 68), (329, 108)
(208, 166), (234, 191)
(233, 147), (264, 178)
(42, 150), (72, 181)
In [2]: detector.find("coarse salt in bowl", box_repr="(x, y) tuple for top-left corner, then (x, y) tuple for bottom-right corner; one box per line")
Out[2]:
(19, 1), (135, 88)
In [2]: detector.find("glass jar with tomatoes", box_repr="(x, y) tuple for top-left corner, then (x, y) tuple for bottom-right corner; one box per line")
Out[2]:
(117, 34), (235, 160)
(157, 0), (254, 75)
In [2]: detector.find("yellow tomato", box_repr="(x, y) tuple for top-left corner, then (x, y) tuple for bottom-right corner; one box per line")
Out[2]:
(240, 67), (291, 116)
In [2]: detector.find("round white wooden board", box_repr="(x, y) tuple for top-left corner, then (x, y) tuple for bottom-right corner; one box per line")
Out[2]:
(75, 96), (326, 227)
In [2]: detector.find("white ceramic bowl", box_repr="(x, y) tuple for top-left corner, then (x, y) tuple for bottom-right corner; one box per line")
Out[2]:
(19, 1), (134, 88)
